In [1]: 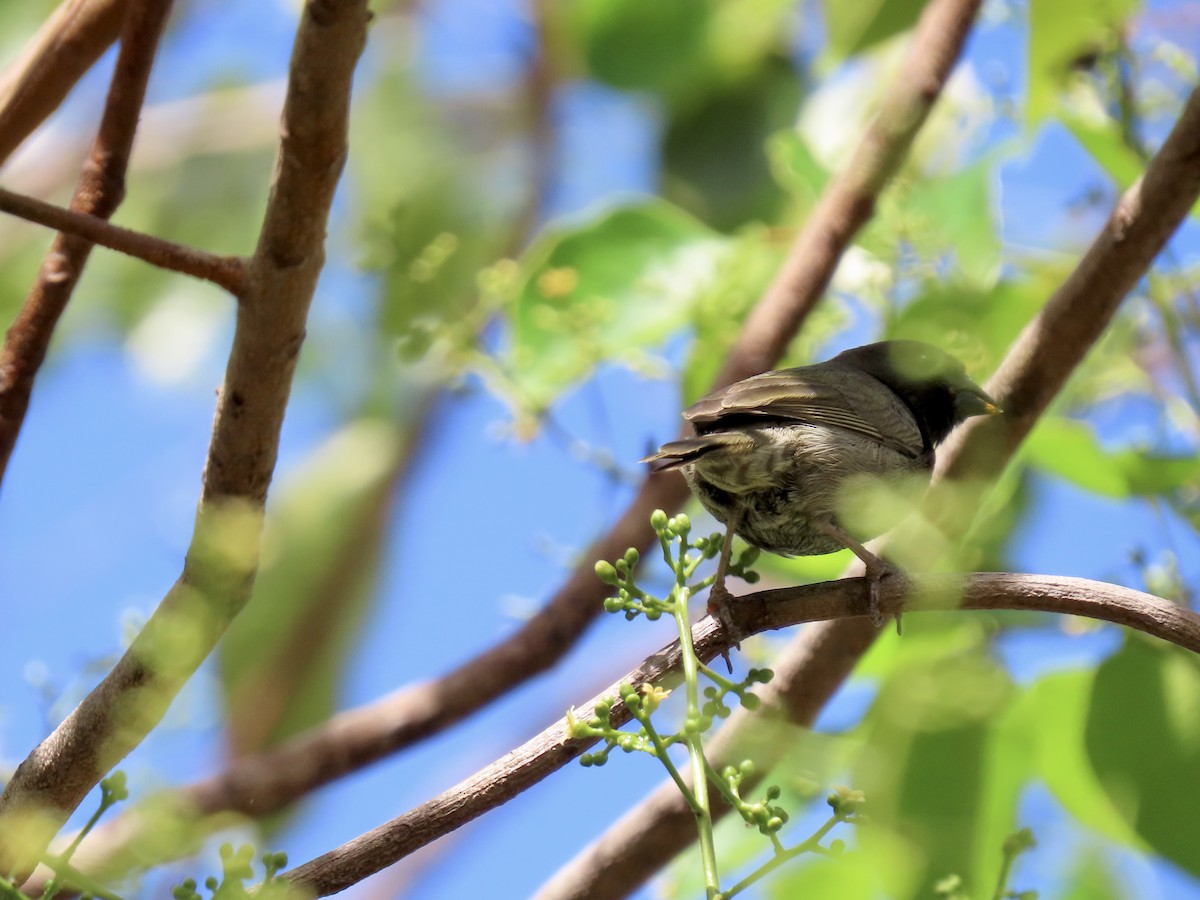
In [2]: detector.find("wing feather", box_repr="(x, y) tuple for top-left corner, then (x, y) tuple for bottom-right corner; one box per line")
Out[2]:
(683, 365), (923, 459)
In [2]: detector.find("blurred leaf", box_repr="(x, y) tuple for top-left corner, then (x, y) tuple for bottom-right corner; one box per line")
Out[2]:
(1060, 850), (1128, 900)
(971, 680), (1038, 888)
(767, 129), (831, 215)
(220, 419), (406, 761)
(1027, 0), (1140, 123)
(506, 201), (728, 412)
(821, 0), (926, 62)
(1018, 669), (1141, 846)
(353, 70), (512, 357)
(855, 645), (1014, 895)
(893, 161), (1002, 287)
(1086, 638), (1200, 877)
(889, 274), (1050, 373)
(567, 0), (793, 110)
(662, 55), (801, 231)
(1023, 417), (1200, 499)
(681, 226), (800, 401)
(1063, 112), (1146, 191)
(767, 843), (915, 899)
(567, 0), (710, 101)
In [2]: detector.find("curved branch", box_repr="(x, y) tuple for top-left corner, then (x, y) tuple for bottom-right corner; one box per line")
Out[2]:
(0, 0), (370, 877)
(282, 573), (1200, 897)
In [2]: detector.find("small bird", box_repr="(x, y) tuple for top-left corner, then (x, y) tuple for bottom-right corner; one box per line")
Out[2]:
(642, 340), (1000, 623)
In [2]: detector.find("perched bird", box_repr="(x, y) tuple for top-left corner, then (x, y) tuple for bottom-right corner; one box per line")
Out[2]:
(642, 340), (1000, 623)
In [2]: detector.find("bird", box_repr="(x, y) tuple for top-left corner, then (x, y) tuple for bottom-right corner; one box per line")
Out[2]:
(642, 340), (1000, 624)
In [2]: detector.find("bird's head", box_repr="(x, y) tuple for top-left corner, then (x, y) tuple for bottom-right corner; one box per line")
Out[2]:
(834, 340), (1001, 447)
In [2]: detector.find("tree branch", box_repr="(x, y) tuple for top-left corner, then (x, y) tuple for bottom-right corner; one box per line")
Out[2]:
(537, 84), (1200, 900)
(0, 185), (246, 291)
(0, 0), (128, 166)
(281, 572), (1200, 897)
(0, 0), (370, 877)
(0, 0), (173, 487)
(71, 0), (985, 849)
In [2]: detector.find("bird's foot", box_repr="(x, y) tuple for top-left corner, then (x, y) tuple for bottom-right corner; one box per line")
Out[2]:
(707, 580), (739, 674)
(863, 559), (905, 632)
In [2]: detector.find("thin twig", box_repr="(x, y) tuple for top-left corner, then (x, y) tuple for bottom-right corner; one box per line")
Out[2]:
(0, 0), (175, 488)
(281, 572), (1200, 897)
(0, 0), (371, 878)
(0, 185), (246, 292)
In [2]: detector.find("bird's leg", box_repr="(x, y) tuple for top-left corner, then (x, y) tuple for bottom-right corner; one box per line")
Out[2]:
(708, 513), (742, 673)
(816, 520), (903, 631)
(709, 519), (738, 611)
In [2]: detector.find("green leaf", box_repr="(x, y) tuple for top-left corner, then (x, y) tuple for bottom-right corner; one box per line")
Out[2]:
(567, 0), (711, 101)
(1027, 0), (1141, 124)
(895, 161), (1002, 287)
(821, 0), (927, 62)
(506, 202), (727, 412)
(1022, 417), (1200, 499)
(1012, 669), (1139, 848)
(767, 129), (831, 211)
(1086, 638), (1200, 878)
(1060, 851), (1127, 900)
(855, 648), (1014, 894)
(1063, 113), (1146, 191)
(567, 0), (794, 109)
(662, 55), (800, 231)
(889, 275), (1049, 374)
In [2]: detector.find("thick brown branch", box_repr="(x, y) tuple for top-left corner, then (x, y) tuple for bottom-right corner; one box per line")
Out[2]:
(0, 185), (246, 291)
(0, 0), (128, 166)
(0, 0), (172, 488)
(282, 573), (1200, 897)
(0, 0), (370, 877)
(540, 84), (1200, 900)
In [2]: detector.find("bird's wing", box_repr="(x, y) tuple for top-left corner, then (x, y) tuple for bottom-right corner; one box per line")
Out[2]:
(684, 365), (924, 459)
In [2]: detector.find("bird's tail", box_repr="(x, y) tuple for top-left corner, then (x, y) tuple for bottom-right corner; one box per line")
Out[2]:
(640, 432), (751, 472)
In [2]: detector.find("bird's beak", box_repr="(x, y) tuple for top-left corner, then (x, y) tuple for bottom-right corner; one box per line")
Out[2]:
(955, 386), (1002, 418)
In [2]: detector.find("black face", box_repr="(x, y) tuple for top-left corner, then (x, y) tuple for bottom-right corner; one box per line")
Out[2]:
(834, 340), (998, 447)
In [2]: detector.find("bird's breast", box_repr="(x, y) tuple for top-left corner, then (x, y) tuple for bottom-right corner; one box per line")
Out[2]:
(682, 424), (932, 556)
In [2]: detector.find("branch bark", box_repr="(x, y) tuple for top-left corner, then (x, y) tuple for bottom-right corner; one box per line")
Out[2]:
(0, 185), (246, 291)
(281, 572), (1200, 897)
(0, 0), (370, 877)
(0, 0), (128, 166)
(0, 0), (173, 486)
(537, 84), (1200, 900)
